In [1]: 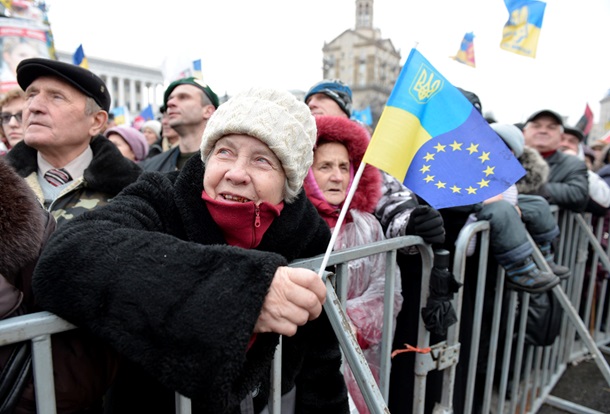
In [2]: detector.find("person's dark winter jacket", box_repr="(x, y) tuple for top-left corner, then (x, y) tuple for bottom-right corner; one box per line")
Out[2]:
(519, 148), (588, 212)
(6, 136), (142, 226)
(32, 155), (348, 414)
(0, 158), (117, 413)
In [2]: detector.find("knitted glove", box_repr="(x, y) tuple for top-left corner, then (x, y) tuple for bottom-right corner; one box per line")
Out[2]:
(406, 205), (445, 244)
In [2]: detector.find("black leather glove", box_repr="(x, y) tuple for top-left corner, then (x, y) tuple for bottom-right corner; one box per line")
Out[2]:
(406, 205), (445, 244)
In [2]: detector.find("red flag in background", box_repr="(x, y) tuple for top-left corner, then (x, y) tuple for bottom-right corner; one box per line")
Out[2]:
(575, 103), (594, 138)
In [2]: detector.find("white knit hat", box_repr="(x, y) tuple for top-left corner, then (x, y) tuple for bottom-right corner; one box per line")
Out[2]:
(141, 120), (162, 140)
(201, 87), (317, 203)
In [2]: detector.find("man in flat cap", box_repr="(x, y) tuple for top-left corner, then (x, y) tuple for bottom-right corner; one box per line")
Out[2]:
(140, 77), (218, 172)
(522, 109), (589, 212)
(6, 58), (142, 227)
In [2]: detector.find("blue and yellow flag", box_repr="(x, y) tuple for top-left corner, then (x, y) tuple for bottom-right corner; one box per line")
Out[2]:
(362, 48), (525, 209)
(452, 32), (476, 68)
(500, 0), (546, 58)
(110, 106), (128, 125)
(73, 44), (88, 69)
(351, 106), (373, 126)
(192, 59), (203, 80)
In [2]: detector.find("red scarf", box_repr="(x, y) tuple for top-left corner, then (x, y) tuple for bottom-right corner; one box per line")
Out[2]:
(202, 190), (283, 249)
(540, 150), (557, 159)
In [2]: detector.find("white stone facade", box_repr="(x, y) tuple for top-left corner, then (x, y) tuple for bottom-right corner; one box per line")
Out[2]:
(56, 50), (164, 119)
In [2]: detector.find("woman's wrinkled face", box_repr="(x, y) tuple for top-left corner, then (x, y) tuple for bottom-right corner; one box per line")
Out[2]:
(203, 134), (286, 205)
(312, 142), (350, 205)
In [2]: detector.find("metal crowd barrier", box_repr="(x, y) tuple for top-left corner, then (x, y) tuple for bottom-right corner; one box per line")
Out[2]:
(437, 209), (610, 414)
(1, 210), (610, 413)
(0, 236), (429, 414)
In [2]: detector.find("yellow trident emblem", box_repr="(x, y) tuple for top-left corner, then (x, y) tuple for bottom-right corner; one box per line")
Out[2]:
(411, 65), (443, 103)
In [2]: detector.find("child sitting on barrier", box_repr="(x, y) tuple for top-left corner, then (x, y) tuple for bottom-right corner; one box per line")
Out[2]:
(303, 115), (403, 414)
(464, 123), (566, 292)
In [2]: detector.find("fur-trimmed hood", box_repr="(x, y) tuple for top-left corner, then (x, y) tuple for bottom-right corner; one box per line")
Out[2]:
(304, 116), (381, 219)
(516, 146), (550, 194)
(0, 157), (46, 275)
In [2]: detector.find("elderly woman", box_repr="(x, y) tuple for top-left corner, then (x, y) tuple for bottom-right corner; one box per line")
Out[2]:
(104, 125), (150, 162)
(303, 116), (402, 413)
(32, 88), (348, 413)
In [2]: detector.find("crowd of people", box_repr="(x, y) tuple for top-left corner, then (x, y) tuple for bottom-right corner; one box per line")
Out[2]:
(1, 56), (609, 414)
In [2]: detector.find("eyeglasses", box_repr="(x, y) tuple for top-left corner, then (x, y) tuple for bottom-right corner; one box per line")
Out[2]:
(0, 112), (22, 125)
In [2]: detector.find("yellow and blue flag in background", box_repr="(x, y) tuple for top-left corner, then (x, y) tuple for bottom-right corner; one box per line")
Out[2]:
(451, 32), (476, 68)
(73, 44), (89, 69)
(192, 59), (203, 80)
(500, 0), (546, 58)
(362, 48), (525, 209)
(110, 106), (128, 126)
(351, 106), (373, 126)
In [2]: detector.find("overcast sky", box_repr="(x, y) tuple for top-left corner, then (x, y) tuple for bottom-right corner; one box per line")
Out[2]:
(45, 0), (609, 126)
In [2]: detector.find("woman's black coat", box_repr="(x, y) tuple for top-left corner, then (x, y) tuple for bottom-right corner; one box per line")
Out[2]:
(33, 155), (348, 413)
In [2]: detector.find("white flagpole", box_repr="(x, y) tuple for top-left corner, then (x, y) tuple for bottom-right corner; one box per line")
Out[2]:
(317, 161), (366, 276)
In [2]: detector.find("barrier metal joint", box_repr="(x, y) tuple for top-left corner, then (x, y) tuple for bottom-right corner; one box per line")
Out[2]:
(414, 342), (461, 375)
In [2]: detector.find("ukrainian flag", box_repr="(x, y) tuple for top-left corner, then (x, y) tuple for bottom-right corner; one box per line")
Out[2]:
(351, 106), (373, 126)
(110, 106), (128, 125)
(73, 44), (89, 69)
(500, 0), (546, 58)
(452, 32), (476, 68)
(192, 59), (203, 80)
(362, 48), (525, 209)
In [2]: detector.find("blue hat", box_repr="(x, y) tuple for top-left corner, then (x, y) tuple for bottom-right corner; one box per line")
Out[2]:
(304, 79), (352, 117)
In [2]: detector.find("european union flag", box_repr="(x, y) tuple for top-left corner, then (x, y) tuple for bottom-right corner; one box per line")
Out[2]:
(73, 44), (88, 69)
(362, 48), (525, 209)
(452, 32), (476, 68)
(139, 104), (154, 121)
(500, 0), (546, 58)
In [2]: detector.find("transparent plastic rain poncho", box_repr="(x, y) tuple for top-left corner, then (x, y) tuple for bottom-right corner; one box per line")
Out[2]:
(333, 209), (403, 414)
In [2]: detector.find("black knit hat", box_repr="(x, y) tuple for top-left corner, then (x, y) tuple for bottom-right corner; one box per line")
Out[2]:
(304, 79), (352, 117)
(16, 58), (111, 112)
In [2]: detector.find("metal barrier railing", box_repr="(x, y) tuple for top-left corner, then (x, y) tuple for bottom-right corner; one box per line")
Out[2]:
(0, 236), (429, 414)
(0, 311), (75, 414)
(1, 210), (610, 413)
(443, 209), (610, 414)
